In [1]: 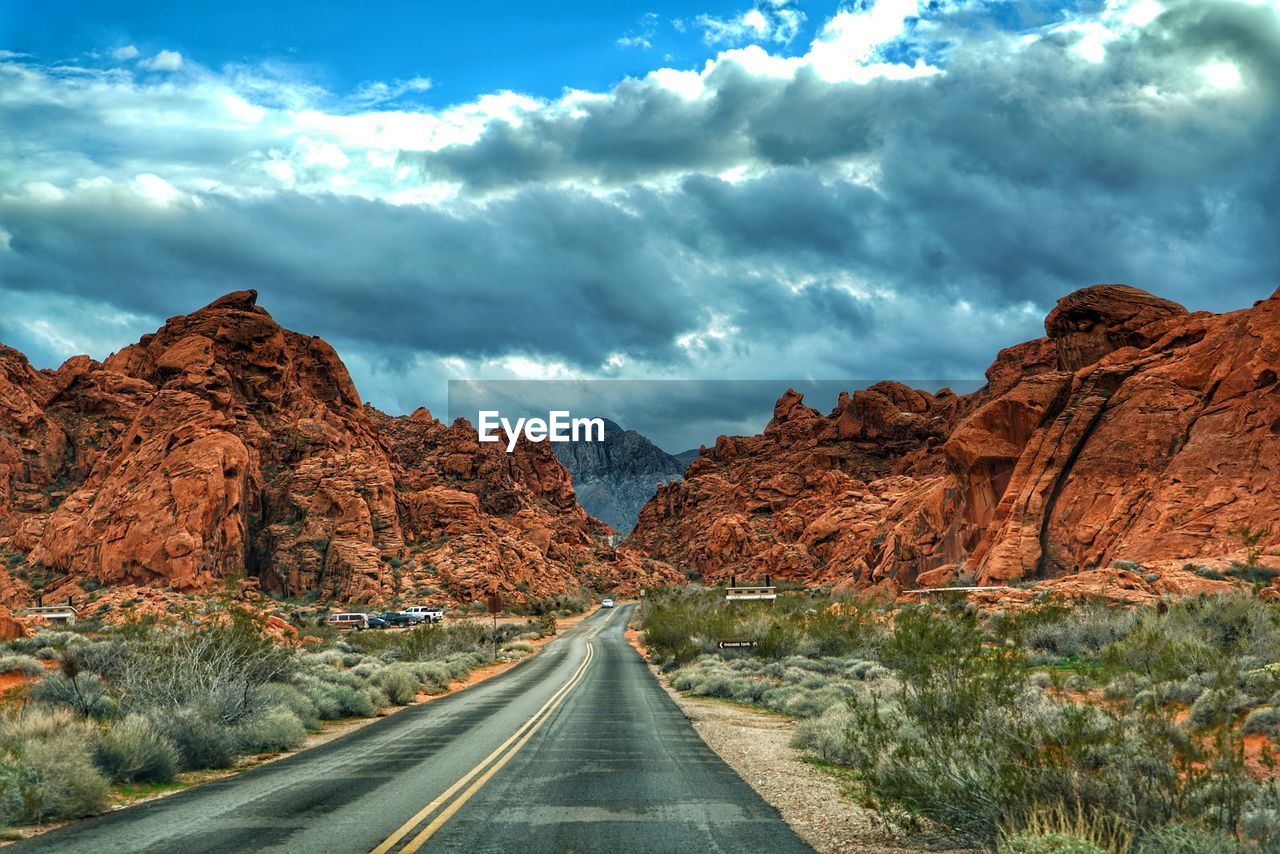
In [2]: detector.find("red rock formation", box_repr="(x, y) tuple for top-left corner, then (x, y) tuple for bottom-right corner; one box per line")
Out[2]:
(0, 291), (675, 616)
(628, 284), (1280, 593)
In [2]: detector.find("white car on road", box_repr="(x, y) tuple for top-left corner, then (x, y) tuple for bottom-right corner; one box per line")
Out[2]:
(601, 598), (614, 608)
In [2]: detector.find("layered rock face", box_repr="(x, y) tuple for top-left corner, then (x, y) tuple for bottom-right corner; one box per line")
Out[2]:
(553, 419), (687, 536)
(0, 292), (675, 613)
(628, 284), (1280, 592)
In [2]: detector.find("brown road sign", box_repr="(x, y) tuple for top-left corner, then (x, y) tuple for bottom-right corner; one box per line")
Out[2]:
(717, 639), (758, 649)
(487, 592), (502, 614)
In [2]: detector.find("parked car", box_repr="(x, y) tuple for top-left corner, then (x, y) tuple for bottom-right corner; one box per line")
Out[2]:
(365, 614), (389, 630)
(326, 613), (369, 630)
(377, 611), (416, 628)
(404, 605), (444, 623)
(601, 598), (615, 608)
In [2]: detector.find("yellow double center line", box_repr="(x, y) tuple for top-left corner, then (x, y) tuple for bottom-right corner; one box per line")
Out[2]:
(372, 635), (597, 854)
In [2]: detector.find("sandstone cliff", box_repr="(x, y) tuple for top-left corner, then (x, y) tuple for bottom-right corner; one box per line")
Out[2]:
(627, 284), (1280, 593)
(0, 291), (675, 614)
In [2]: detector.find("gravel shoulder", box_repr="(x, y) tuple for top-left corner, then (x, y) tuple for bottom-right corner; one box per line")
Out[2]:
(627, 628), (924, 854)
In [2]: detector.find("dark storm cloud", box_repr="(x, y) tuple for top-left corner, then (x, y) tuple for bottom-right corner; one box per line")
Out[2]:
(400, 63), (884, 190)
(1, 0), (1279, 429)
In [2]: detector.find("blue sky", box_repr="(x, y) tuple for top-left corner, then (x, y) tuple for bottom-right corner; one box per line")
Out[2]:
(3, 0), (833, 103)
(1, 0), (1277, 447)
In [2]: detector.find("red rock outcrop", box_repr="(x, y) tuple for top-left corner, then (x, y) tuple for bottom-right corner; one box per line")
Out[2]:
(628, 284), (1280, 593)
(0, 291), (675, 615)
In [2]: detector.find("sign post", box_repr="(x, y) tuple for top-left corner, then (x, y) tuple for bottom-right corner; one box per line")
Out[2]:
(487, 590), (502, 660)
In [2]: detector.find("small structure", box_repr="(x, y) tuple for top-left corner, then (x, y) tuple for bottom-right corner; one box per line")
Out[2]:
(725, 586), (777, 602)
(21, 605), (78, 625)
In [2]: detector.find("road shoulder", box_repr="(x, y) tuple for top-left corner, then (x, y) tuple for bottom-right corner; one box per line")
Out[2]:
(626, 627), (921, 854)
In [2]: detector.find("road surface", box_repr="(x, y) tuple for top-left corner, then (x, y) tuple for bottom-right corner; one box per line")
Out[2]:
(15, 605), (812, 853)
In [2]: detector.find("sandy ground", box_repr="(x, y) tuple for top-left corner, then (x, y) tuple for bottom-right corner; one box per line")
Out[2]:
(625, 626), (926, 854)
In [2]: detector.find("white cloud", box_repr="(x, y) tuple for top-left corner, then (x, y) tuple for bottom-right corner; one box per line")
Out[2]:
(139, 50), (184, 72)
(698, 1), (806, 46)
(133, 173), (183, 205)
(350, 76), (433, 106)
(0, 228), (11, 251)
(1200, 61), (1243, 89)
(112, 45), (140, 62)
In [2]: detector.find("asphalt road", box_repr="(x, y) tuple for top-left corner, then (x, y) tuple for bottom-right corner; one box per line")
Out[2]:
(15, 605), (812, 854)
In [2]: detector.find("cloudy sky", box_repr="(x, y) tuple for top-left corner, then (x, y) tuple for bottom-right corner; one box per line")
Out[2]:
(1, 0), (1277, 447)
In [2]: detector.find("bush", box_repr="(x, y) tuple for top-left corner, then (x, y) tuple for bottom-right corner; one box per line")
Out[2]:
(375, 665), (421, 705)
(29, 671), (115, 719)
(159, 707), (239, 770)
(0, 654), (42, 677)
(254, 683), (320, 730)
(501, 640), (534, 654)
(234, 709), (307, 754)
(1240, 705), (1280, 736)
(0, 707), (110, 824)
(791, 705), (855, 764)
(1185, 688), (1248, 731)
(1135, 822), (1250, 853)
(998, 832), (1105, 854)
(412, 662), (452, 694)
(323, 685), (377, 718)
(95, 714), (179, 783)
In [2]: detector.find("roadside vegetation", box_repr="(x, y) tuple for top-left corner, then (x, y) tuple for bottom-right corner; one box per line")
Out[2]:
(639, 586), (1280, 852)
(0, 604), (556, 829)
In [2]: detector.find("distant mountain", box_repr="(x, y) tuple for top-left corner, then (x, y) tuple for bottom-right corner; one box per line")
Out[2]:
(673, 449), (700, 469)
(554, 419), (688, 536)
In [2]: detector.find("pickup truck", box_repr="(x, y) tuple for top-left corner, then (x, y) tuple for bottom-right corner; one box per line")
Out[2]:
(403, 605), (444, 623)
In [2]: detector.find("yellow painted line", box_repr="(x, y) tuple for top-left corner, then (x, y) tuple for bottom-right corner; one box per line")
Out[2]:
(372, 630), (599, 854)
(399, 646), (593, 853)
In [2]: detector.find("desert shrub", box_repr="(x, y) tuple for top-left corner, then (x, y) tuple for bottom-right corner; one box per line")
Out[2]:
(234, 709), (307, 754)
(253, 683), (319, 730)
(396, 622), (490, 662)
(375, 664), (421, 705)
(1134, 822), (1250, 853)
(351, 660), (382, 679)
(442, 651), (487, 680)
(1029, 671), (1054, 690)
(1063, 675), (1092, 693)
(792, 705), (855, 764)
(0, 707), (110, 824)
(410, 662), (452, 694)
(158, 707), (239, 770)
(99, 609), (294, 725)
(0, 654), (42, 677)
(323, 685), (377, 718)
(838, 605), (1224, 845)
(999, 804), (1135, 854)
(1021, 602), (1137, 659)
(30, 669), (115, 719)
(294, 677), (341, 720)
(94, 714), (179, 783)
(998, 831), (1106, 854)
(501, 640), (534, 654)
(537, 613), (557, 636)
(1102, 673), (1144, 701)
(1185, 688), (1248, 731)
(1240, 705), (1280, 735)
